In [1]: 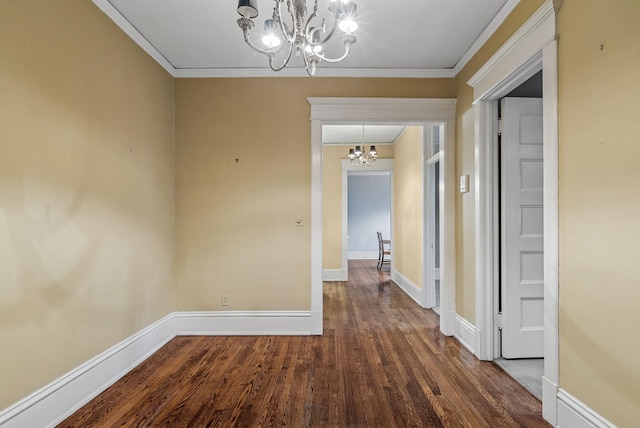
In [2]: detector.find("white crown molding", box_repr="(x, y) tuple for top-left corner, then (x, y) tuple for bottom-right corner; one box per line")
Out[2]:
(91, 0), (176, 76)
(467, 0), (555, 96)
(0, 314), (176, 428)
(453, 0), (522, 76)
(92, 0), (521, 80)
(174, 68), (455, 79)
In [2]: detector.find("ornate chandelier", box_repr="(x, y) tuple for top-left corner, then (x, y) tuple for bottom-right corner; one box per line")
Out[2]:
(236, 0), (359, 76)
(348, 126), (377, 167)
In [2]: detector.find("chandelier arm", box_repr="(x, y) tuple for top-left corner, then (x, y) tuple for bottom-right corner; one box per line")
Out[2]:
(242, 28), (289, 56)
(268, 42), (295, 72)
(313, 44), (351, 63)
(302, 50), (315, 77)
(275, 0), (296, 44)
(305, 11), (340, 47)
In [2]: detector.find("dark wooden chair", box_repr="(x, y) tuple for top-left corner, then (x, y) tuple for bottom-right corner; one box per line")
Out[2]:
(377, 232), (391, 270)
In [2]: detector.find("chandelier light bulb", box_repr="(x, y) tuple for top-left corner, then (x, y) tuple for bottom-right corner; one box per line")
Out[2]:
(339, 3), (358, 33)
(262, 33), (282, 48)
(348, 125), (376, 167)
(262, 19), (282, 48)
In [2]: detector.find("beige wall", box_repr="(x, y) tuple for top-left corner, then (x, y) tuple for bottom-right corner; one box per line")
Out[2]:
(453, 0), (640, 424)
(557, 1), (640, 425)
(6, 1), (639, 424)
(0, 0), (175, 409)
(453, 0), (546, 323)
(322, 145), (394, 270)
(174, 77), (453, 309)
(392, 127), (424, 287)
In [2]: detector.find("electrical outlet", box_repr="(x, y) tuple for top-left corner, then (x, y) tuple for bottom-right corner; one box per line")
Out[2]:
(222, 294), (229, 306)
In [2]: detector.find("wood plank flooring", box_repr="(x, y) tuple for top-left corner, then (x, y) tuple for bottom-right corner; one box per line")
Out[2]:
(59, 260), (549, 427)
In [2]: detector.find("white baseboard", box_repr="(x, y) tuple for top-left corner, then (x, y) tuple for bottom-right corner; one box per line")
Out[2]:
(454, 314), (478, 354)
(557, 388), (616, 428)
(542, 376), (558, 425)
(347, 251), (378, 260)
(6, 311), (616, 428)
(390, 269), (422, 306)
(322, 268), (348, 281)
(174, 311), (312, 335)
(0, 314), (176, 428)
(0, 310), (314, 427)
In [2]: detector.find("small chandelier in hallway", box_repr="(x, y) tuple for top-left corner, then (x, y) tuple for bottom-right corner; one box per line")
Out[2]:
(236, 0), (359, 76)
(348, 125), (377, 167)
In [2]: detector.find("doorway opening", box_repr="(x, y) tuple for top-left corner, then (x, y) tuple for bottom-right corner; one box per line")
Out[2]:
(347, 171), (392, 263)
(309, 97), (458, 337)
(494, 70), (544, 400)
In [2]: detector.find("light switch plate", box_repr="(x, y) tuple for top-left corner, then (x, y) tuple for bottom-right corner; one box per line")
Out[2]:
(459, 175), (469, 193)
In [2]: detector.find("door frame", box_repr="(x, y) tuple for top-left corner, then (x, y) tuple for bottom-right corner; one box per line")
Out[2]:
(423, 126), (443, 310)
(308, 98), (457, 336)
(468, 0), (558, 424)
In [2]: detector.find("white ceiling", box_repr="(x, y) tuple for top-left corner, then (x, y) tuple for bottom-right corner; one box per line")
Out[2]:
(94, 0), (516, 78)
(323, 125), (405, 145)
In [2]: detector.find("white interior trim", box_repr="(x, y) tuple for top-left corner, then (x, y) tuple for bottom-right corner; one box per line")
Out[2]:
(453, 0), (522, 75)
(390, 269), (422, 306)
(347, 251), (378, 260)
(467, 0), (555, 101)
(542, 38), (560, 424)
(557, 389), (616, 428)
(468, 0), (558, 425)
(311, 119), (324, 334)
(91, 0), (176, 75)
(174, 68), (455, 79)
(322, 269), (348, 281)
(0, 314), (176, 428)
(309, 98), (457, 336)
(0, 311), (314, 427)
(423, 132), (443, 310)
(454, 314), (479, 355)
(174, 311), (312, 335)
(341, 158), (395, 280)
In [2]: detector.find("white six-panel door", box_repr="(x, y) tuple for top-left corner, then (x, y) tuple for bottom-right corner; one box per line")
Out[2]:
(501, 97), (544, 359)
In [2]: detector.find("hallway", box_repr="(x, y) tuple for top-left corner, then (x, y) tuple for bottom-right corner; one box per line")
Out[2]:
(60, 260), (548, 427)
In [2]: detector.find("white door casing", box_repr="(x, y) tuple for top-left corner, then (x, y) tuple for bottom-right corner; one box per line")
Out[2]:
(308, 97), (457, 336)
(467, 0), (558, 423)
(423, 124), (442, 310)
(501, 98), (544, 359)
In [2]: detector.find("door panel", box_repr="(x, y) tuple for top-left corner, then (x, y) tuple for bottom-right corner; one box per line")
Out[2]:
(501, 97), (544, 359)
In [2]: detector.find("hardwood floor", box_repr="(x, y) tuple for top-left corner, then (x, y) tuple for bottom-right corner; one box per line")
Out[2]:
(60, 260), (549, 427)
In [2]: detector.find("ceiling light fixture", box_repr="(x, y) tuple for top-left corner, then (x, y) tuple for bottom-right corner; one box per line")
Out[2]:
(236, 0), (358, 76)
(348, 126), (377, 167)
